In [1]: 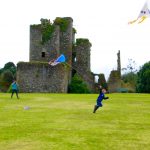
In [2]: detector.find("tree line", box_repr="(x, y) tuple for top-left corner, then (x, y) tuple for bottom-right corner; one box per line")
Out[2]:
(121, 59), (150, 93)
(0, 61), (150, 93)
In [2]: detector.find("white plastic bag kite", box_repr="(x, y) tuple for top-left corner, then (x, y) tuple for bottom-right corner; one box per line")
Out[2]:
(129, 1), (150, 24)
(48, 54), (66, 66)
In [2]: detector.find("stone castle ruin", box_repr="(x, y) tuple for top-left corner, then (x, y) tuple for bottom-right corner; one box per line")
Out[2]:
(108, 50), (122, 92)
(17, 17), (104, 93)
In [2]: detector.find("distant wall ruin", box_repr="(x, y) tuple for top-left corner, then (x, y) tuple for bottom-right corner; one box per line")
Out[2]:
(108, 50), (121, 93)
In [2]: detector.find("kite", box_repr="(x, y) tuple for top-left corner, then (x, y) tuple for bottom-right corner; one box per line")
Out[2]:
(48, 54), (94, 83)
(129, 1), (150, 24)
(48, 54), (66, 66)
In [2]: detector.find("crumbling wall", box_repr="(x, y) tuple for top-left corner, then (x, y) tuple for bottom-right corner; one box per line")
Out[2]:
(98, 73), (108, 90)
(108, 70), (121, 93)
(17, 62), (69, 93)
(73, 38), (94, 92)
(75, 38), (91, 72)
(117, 50), (121, 77)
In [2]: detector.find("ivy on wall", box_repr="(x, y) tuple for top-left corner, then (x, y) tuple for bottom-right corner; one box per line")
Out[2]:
(40, 19), (55, 44)
(54, 17), (70, 32)
(76, 38), (92, 46)
(31, 19), (55, 45)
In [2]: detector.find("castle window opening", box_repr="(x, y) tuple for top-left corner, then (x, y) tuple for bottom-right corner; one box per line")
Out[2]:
(94, 75), (99, 83)
(74, 57), (77, 62)
(42, 52), (45, 57)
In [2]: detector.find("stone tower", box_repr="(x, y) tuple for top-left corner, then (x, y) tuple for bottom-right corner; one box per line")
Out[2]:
(117, 50), (121, 77)
(72, 38), (95, 91)
(57, 17), (73, 65)
(108, 51), (121, 93)
(75, 38), (91, 72)
(54, 17), (73, 82)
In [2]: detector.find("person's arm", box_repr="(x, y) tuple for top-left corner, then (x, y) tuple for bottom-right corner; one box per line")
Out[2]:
(103, 94), (109, 100)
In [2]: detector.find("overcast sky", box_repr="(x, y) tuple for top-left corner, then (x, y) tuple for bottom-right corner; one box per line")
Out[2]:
(0, 0), (150, 79)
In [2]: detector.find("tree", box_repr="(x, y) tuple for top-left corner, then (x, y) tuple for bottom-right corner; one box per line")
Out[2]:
(0, 70), (14, 92)
(122, 59), (137, 73)
(122, 72), (137, 86)
(121, 72), (137, 92)
(0, 62), (16, 92)
(121, 59), (138, 92)
(68, 74), (90, 93)
(3, 62), (16, 75)
(136, 61), (150, 93)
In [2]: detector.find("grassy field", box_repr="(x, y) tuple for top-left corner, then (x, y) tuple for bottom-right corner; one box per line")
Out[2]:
(0, 93), (150, 150)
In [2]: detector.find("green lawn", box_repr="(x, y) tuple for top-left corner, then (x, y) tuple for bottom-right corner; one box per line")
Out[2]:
(0, 93), (150, 150)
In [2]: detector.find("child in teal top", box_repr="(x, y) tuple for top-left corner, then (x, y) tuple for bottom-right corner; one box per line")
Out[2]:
(11, 80), (19, 99)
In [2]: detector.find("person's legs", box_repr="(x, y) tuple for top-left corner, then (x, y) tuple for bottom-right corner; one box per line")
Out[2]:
(93, 105), (99, 113)
(11, 90), (15, 98)
(15, 90), (19, 99)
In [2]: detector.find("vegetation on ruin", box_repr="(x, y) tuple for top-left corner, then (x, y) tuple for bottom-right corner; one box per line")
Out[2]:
(31, 18), (73, 44)
(31, 19), (55, 45)
(76, 38), (92, 46)
(73, 27), (77, 34)
(30, 24), (41, 29)
(54, 17), (70, 32)
(40, 19), (55, 44)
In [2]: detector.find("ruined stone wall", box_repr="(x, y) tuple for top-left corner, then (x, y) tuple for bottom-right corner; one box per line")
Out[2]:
(17, 62), (69, 93)
(72, 38), (94, 92)
(75, 38), (91, 72)
(29, 25), (42, 61)
(98, 73), (108, 90)
(29, 24), (60, 62)
(117, 50), (121, 77)
(108, 70), (121, 93)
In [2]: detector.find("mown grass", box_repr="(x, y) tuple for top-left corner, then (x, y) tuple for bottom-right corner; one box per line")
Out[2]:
(0, 93), (150, 150)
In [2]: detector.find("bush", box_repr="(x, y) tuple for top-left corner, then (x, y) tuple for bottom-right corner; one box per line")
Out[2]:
(136, 61), (150, 93)
(121, 72), (137, 92)
(68, 74), (90, 93)
(0, 70), (14, 92)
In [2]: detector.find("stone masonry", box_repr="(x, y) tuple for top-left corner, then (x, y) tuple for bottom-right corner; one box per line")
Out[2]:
(108, 50), (121, 93)
(17, 62), (69, 93)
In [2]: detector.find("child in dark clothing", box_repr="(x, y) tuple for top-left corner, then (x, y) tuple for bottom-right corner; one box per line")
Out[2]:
(93, 86), (109, 113)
